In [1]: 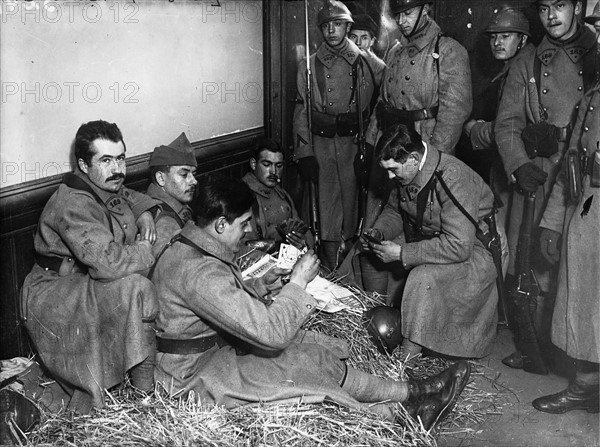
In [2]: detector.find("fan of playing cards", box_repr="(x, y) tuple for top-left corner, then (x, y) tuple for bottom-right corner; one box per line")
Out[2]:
(276, 218), (309, 238)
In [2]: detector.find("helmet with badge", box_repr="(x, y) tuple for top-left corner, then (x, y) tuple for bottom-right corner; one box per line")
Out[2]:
(364, 305), (403, 355)
(317, 0), (354, 27)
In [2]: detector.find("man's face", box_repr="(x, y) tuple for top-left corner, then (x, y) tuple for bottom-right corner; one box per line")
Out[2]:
(395, 6), (427, 37)
(320, 20), (350, 48)
(221, 210), (253, 253)
(80, 138), (126, 193)
(489, 32), (524, 61)
(380, 155), (420, 185)
(348, 29), (375, 51)
(252, 150), (284, 189)
(161, 165), (198, 204)
(537, 0), (581, 41)
(595, 21), (600, 49)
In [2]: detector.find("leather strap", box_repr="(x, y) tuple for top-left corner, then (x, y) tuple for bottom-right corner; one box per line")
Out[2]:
(156, 335), (219, 354)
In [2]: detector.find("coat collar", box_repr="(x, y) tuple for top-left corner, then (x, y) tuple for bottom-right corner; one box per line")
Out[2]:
(403, 144), (441, 201)
(72, 170), (117, 203)
(536, 25), (596, 66)
(404, 19), (442, 56)
(242, 172), (287, 200)
(146, 182), (192, 221)
(179, 220), (237, 265)
(316, 38), (360, 68)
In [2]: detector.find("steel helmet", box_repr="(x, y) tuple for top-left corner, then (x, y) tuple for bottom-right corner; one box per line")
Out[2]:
(364, 306), (403, 355)
(317, 0), (353, 27)
(484, 7), (531, 37)
(389, 0), (432, 15)
(585, 1), (600, 25)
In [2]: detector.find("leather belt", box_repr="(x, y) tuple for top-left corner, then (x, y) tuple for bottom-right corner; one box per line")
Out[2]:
(156, 335), (219, 355)
(35, 253), (71, 273)
(377, 103), (438, 131)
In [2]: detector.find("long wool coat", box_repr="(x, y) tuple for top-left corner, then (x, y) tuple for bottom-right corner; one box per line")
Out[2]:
(21, 171), (158, 413)
(372, 146), (508, 358)
(152, 221), (383, 414)
(539, 83), (600, 363)
(494, 26), (597, 275)
(293, 38), (384, 241)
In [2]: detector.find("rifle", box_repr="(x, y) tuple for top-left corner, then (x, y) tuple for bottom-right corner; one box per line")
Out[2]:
(355, 56), (369, 237)
(303, 0), (320, 250)
(510, 191), (547, 375)
(482, 211), (510, 327)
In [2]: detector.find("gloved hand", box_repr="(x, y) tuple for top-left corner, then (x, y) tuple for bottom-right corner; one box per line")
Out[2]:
(514, 162), (548, 192)
(297, 156), (319, 183)
(539, 228), (561, 264)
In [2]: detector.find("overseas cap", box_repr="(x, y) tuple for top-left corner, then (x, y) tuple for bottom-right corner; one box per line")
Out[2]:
(484, 7), (531, 37)
(585, 0), (600, 25)
(389, 0), (432, 15)
(317, 0), (353, 26)
(149, 132), (197, 167)
(351, 14), (378, 37)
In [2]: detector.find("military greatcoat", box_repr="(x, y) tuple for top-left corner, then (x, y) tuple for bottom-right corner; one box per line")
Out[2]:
(372, 146), (508, 357)
(146, 182), (193, 257)
(539, 83), (600, 363)
(153, 221), (391, 415)
(494, 25), (597, 275)
(21, 171), (158, 412)
(293, 38), (384, 242)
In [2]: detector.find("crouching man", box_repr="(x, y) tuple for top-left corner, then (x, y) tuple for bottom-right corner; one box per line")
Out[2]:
(151, 177), (471, 430)
(21, 120), (159, 413)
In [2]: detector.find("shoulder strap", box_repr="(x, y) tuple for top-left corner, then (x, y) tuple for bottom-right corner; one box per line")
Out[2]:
(434, 170), (479, 228)
(434, 33), (442, 76)
(63, 173), (114, 235)
(251, 199), (264, 239)
(156, 201), (185, 228)
(415, 174), (438, 233)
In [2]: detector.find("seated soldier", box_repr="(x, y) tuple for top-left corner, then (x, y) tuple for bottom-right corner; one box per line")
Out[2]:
(146, 132), (198, 256)
(20, 120), (159, 413)
(241, 137), (311, 254)
(362, 124), (508, 365)
(151, 177), (471, 430)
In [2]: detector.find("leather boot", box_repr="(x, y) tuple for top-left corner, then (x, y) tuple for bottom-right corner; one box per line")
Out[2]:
(502, 351), (524, 369)
(532, 381), (600, 414)
(408, 361), (471, 402)
(0, 389), (41, 444)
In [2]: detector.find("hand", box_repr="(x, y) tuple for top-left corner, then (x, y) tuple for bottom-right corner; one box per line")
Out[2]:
(297, 157), (319, 183)
(514, 163), (548, 193)
(370, 240), (402, 264)
(135, 211), (156, 245)
(360, 228), (383, 252)
(262, 267), (292, 287)
(289, 249), (320, 289)
(463, 119), (482, 137)
(285, 231), (307, 250)
(539, 228), (561, 264)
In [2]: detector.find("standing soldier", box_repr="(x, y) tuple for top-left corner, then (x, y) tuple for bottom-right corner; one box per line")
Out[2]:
(293, 0), (383, 270)
(494, 0), (597, 369)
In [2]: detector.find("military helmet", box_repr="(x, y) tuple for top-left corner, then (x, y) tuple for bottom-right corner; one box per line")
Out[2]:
(584, 0), (600, 25)
(364, 306), (403, 355)
(389, 0), (432, 15)
(317, 0), (353, 27)
(484, 7), (531, 37)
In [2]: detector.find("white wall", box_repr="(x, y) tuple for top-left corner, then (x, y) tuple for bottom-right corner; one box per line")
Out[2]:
(0, 0), (264, 188)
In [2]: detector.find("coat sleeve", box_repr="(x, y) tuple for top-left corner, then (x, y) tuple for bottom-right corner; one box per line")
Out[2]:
(401, 169), (480, 267)
(430, 38), (472, 154)
(59, 191), (155, 280)
(494, 56), (533, 178)
(372, 187), (405, 241)
(292, 59), (314, 161)
(183, 257), (318, 352)
(470, 121), (495, 150)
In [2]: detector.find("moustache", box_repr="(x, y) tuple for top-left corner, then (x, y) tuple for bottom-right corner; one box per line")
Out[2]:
(106, 174), (125, 182)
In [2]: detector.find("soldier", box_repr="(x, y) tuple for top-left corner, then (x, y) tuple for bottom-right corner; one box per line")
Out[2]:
(241, 137), (311, 254)
(348, 13), (384, 63)
(293, 0), (384, 270)
(152, 177), (471, 431)
(494, 0), (597, 369)
(146, 132), (198, 257)
(533, 78), (599, 414)
(362, 124), (508, 364)
(464, 8), (534, 230)
(20, 120), (159, 413)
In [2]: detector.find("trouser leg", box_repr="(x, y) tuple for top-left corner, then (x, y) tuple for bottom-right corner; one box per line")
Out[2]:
(341, 366), (409, 403)
(130, 322), (156, 392)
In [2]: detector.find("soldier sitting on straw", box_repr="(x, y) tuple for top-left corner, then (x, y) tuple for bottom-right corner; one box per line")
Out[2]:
(151, 176), (471, 430)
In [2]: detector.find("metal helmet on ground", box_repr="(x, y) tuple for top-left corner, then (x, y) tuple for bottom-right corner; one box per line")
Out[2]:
(364, 306), (403, 355)
(584, 0), (600, 25)
(389, 0), (432, 15)
(317, 0), (353, 27)
(484, 7), (531, 37)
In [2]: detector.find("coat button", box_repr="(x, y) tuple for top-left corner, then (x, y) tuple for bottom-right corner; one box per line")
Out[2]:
(400, 197), (406, 202)
(401, 90), (405, 95)
(327, 88), (332, 92)
(410, 60), (415, 65)
(405, 75), (410, 80)
(584, 126), (589, 132)
(123, 224), (128, 229)
(589, 106), (595, 111)
(579, 70), (583, 76)
(326, 74), (331, 78)
(543, 72), (549, 77)
(577, 86), (583, 91)
(306, 304), (313, 309)
(543, 107), (548, 112)
(542, 89), (548, 94)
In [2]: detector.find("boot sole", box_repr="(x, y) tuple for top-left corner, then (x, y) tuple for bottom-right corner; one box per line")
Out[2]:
(533, 404), (600, 414)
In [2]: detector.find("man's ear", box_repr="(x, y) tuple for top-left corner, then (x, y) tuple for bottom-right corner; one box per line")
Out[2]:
(78, 158), (89, 174)
(575, 1), (583, 16)
(408, 152), (420, 165)
(521, 34), (528, 46)
(155, 170), (166, 187)
(250, 158), (257, 171)
(214, 216), (227, 234)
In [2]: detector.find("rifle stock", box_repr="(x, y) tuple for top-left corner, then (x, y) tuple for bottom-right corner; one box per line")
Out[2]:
(511, 191), (547, 375)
